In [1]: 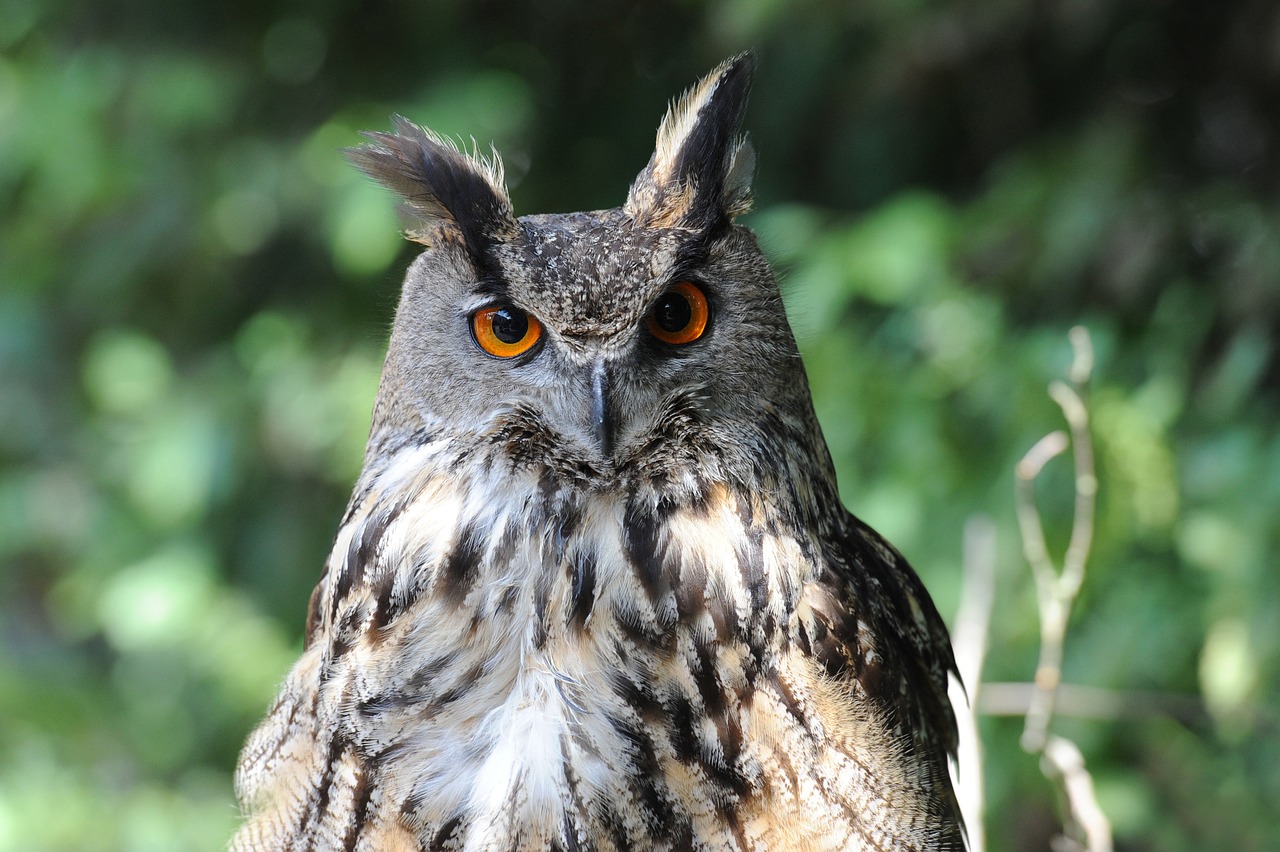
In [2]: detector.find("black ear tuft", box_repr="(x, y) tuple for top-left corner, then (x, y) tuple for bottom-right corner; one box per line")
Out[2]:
(344, 117), (518, 254)
(625, 53), (757, 231)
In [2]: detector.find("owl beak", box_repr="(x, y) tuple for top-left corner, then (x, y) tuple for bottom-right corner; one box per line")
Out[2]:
(589, 358), (615, 460)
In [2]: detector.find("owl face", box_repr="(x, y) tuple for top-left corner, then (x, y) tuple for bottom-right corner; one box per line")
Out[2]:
(352, 54), (812, 485)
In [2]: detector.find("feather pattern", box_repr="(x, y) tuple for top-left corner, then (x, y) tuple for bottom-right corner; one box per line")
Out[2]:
(236, 419), (962, 850)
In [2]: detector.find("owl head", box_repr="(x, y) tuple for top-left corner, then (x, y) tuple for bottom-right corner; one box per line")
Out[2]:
(348, 54), (825, 492)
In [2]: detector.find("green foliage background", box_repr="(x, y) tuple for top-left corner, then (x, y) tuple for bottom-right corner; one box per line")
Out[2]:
(2, 1), (1277, 849)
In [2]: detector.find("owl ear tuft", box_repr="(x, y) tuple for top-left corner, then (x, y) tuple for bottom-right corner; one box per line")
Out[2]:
(345, 117), (519, 252)
(625, 53), (756, 231)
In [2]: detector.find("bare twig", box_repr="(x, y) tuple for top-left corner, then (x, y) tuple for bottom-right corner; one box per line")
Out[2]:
(1017, 328), (1097, 754)
(1043, 736), (1113, 852)
(979, 681), (1208, 727)
(949, 515), (997, 852)
(1014, 326), (1112, 852)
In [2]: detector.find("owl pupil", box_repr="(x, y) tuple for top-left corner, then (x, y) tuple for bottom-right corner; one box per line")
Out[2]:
(491, 307), (529, 344)
(654, 293), (693, 333)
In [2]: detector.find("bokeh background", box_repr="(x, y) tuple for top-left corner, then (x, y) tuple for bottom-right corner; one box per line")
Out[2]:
(3, 1), (1278, 849)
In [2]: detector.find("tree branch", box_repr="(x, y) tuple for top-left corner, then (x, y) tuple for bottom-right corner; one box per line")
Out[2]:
(949, 515), (997, 852)
(1014, 326), (1112, 852)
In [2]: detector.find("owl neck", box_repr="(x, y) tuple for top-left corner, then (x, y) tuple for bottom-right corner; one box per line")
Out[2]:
(315, 422), (832, 653)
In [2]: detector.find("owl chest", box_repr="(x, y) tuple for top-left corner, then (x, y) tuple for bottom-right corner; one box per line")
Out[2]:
(330, 471), (813, 847)
(340, 492), (644, 841)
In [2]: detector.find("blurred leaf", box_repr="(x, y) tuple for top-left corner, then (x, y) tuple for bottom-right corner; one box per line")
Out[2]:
(1200, 618), (1258, 731)
(96, 541), (215, 651)
(83, 330), (174, 416)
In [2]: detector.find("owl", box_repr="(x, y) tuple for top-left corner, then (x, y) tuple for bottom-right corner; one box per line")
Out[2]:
(233, 54), (963, 851)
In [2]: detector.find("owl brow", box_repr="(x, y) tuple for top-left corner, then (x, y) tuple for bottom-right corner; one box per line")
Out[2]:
(470, 274), (514, 304)
(671, 218), (731, 272)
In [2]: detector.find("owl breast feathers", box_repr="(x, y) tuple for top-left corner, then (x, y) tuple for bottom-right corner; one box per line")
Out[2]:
(233, 54), (964, 852)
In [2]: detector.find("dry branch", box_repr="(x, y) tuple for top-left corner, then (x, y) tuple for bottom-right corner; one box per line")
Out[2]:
(1014, 326), (1112, 852)
(949, 516), (997, 852)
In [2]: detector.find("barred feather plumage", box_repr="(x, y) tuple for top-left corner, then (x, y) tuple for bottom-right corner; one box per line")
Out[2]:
(234, 53), (963, 851)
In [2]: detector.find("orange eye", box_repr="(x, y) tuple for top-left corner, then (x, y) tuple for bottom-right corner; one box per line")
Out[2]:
(471, 304), (543, 358)
(647, 281), (709, 345)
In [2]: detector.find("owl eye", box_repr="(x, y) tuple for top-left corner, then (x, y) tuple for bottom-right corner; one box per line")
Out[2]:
(647, 281), (710, 345)
(471, 304), (543, 358)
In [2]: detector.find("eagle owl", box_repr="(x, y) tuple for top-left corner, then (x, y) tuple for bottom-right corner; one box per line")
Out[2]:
(233, 54), (963, 851)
